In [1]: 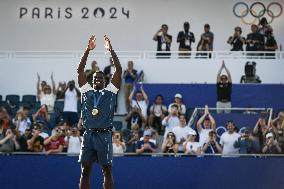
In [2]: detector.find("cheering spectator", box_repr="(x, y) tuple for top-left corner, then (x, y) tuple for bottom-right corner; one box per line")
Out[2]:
(153, 24), (172, 58)
(125, 125), (141, 152)
(36, 74), (47, 96)
(33, 104), (51, 131)
(183, 130), (201, 155)
(56, 82), (67, 100)
(0, 108), (11, 129)
(177, 21), (195, 57)
(125, 106), (146, 129)
(173, 114), (195, 153)
(272, 112), (284, 130)
(162, 132), (178, 153)
(202, 131), (222, 154)
(64, 127), (82, 154)
(197, 24), (214, 58)
(216, 61), (232, 113)
(220, 121), (240, 156)
(37, 73), (57, 112)
(0, 123), (14, 152)
(44, 127), (64, 155)
(168, 93), (186, 115)
(129, 85), (149, 119)
(12, 109), (32, 135)
(234, 128), (260, 154)
(162, 104), (180, 138)
(258, 17), (272, 36)
(148, 95), (167, 135)
(262, 132), (281, 154)
(227, 26), (245, 51)
(245, 24), (264, 52)
(123, 61), (138, 112)
(136, 130), (156, 154)
(61, 80), (80, 126)
(196, 105), (216, 146)
(18, 128), (32, 152)
(253, 117), (275, 148)
(112, 131), (126, 154)
(27, 125), (44, 152)
(264, 28), (278, 58)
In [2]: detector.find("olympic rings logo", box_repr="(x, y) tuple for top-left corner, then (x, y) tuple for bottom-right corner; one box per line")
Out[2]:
(233, 2), (283, 25)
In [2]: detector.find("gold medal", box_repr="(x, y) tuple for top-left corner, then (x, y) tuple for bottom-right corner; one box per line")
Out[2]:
(92, 108), (99, 116)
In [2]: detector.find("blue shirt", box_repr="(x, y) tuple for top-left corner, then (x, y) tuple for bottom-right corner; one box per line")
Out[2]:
(136, 140), (156, 153)
(80, 83), (119, 129)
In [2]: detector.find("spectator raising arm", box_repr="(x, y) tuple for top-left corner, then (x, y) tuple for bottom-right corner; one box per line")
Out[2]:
(51, 73), (57, 95)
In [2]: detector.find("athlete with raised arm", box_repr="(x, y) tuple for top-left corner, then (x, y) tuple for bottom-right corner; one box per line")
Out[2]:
(77, 35), (122, 189)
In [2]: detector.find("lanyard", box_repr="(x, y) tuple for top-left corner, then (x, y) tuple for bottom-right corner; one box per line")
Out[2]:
(93, 91), (103, 109)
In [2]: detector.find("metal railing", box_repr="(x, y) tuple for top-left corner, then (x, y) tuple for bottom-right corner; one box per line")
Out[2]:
(0, 51), (283, 60)
(1, 152), (284, 157)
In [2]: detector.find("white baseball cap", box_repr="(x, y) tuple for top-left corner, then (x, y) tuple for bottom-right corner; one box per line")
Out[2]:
(266, 132), (274, 139)
(188, 130), (197, 136)
(175, 93), (182, 99)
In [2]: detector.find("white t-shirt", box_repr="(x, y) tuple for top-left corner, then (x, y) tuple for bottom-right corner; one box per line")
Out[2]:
(198, 128), (212, 146)
(150, 104), (167, 117)
(184, 141), (201, 153)
(112, 143), (126, 154)
(131, 100), (148, 119)
(220, 132), (240, 156)
(40, 94), (56, 112)
(63, 89), (78, 112)
(162, 116), (180, 138)
(65, 136), (82, 154)
(173, 126), (195, 152)
(12, 118), (31, 135)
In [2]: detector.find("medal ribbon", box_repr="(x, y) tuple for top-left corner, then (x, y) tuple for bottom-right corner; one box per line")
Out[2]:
(93, 91), (103, 109)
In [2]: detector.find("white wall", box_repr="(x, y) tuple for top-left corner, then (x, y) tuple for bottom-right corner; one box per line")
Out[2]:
(0, 0), (283, 51)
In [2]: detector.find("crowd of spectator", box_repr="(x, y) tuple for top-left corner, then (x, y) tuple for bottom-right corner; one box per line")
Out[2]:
(0, 25), (282, 156)
(153, 17), (278, 58)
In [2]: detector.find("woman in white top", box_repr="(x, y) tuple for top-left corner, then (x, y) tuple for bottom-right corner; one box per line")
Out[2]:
(112, 131), (126, 154)
(37, 73), (57, 112)
(167, 93), (186, 115)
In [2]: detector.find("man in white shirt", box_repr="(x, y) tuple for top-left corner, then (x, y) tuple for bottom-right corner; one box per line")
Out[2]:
(128, 85), (149, 119)
(173, 114), (195, 153)
(196, 105), (216, 146)
(220, 120), (240, 156)
(62, 80), (81, 126)
(162, 104), (180, 138)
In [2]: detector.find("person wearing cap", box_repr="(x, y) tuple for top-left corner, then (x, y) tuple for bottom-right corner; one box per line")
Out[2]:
(227, 26), (245, 51)
(216, 60), (232, 114)
(168, 93), (186, 115)
(177, 21), (195, 57)
(162, 104), (180, 139)
(136, 129), (156, 154)
(173, 114), (195, 153)
(196, 105), (216, 146)
(183, 130), (201, 155)
(37, 73), (57, 113)
(234, 128), (260, 154)
(262, 132), (281, 154)
(202, 131), (222, 154)
(220, 121), (240, 156)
